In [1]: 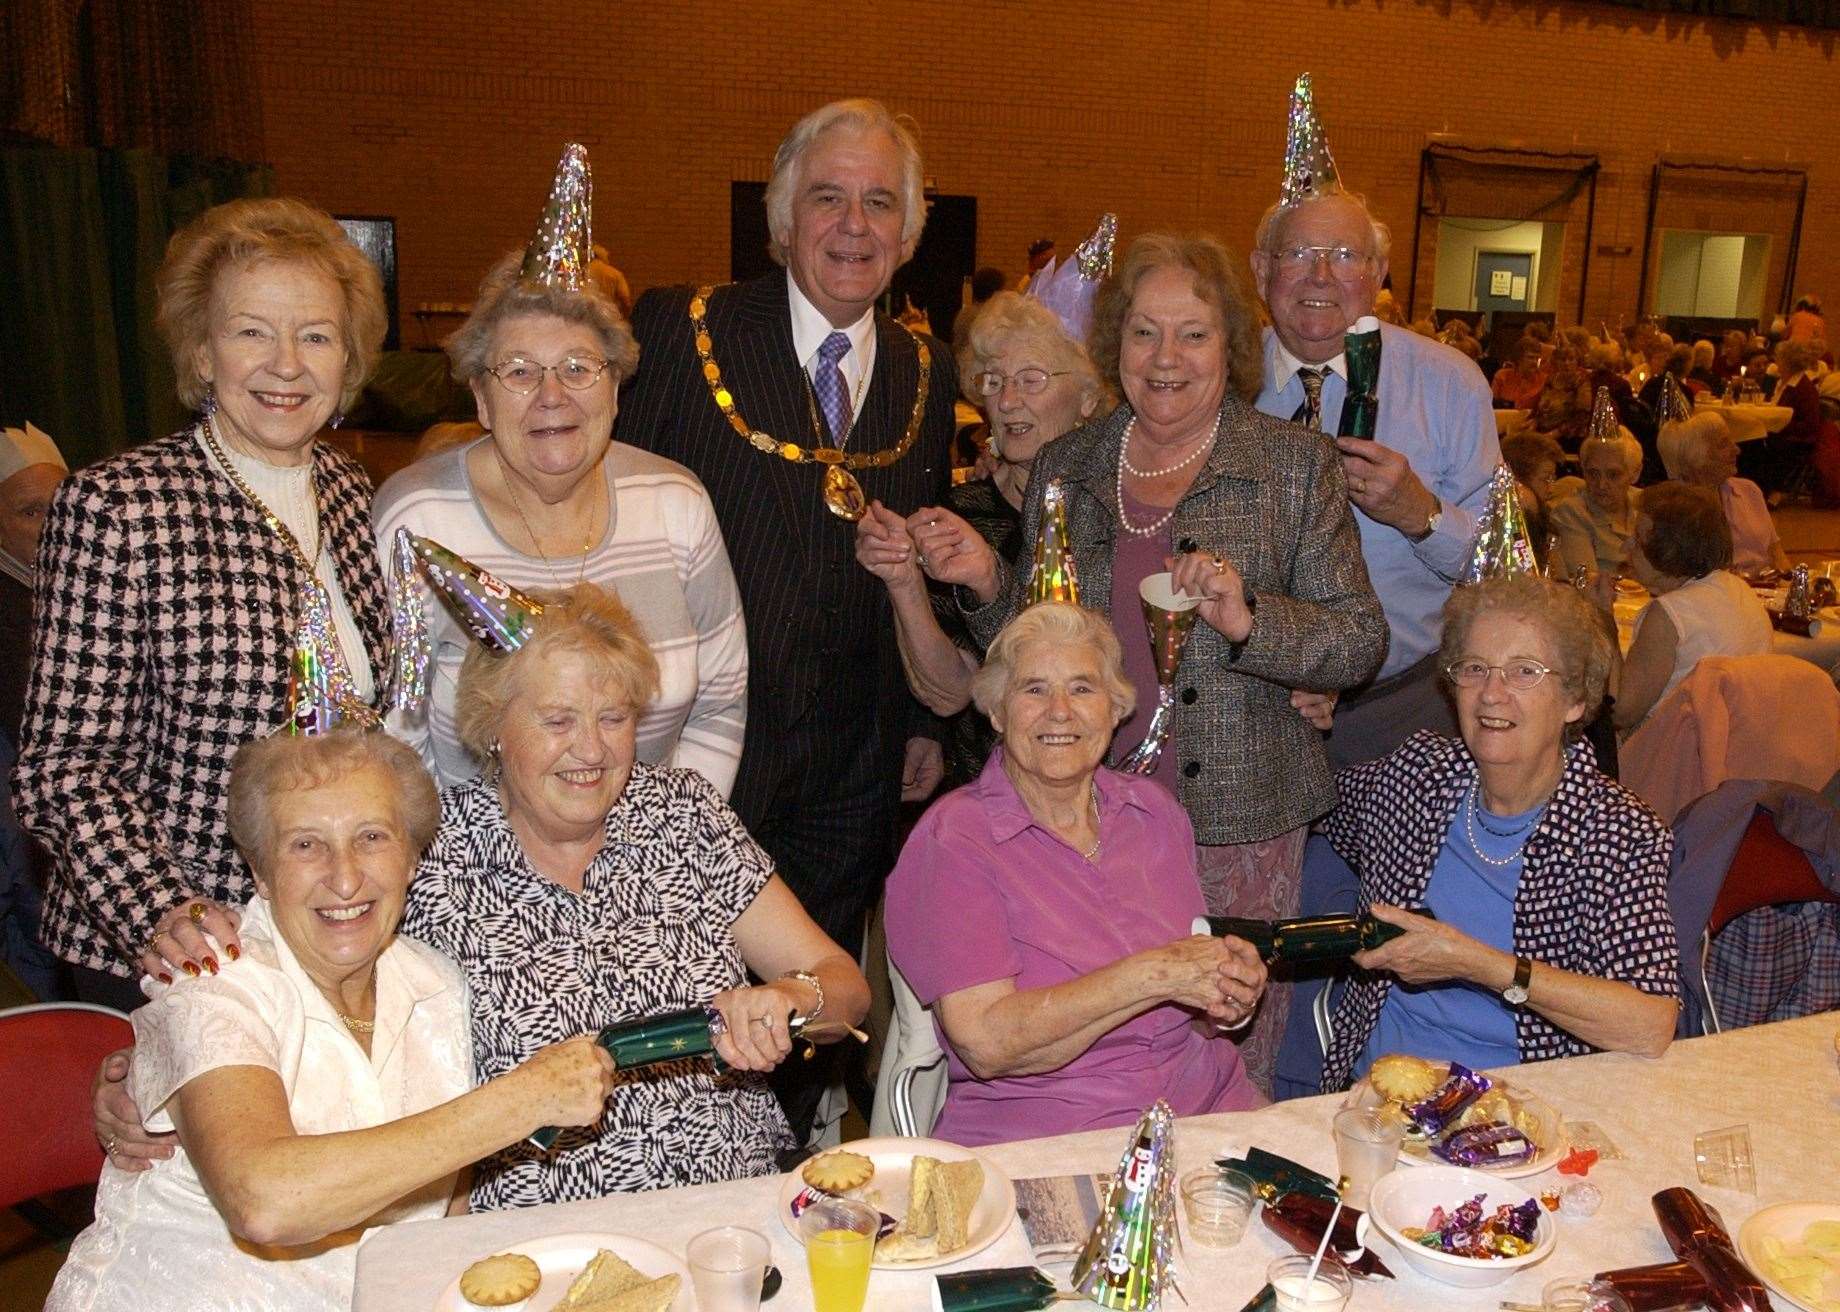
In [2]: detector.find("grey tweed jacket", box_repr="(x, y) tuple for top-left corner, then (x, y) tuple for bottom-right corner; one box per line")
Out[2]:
(965, 395), (1387, 844)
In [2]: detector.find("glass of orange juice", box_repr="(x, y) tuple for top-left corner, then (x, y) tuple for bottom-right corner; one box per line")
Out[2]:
(798, 1197), (878, 1312)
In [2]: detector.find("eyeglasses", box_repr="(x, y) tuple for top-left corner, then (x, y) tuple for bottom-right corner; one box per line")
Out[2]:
(486, 355), (612, 395)
(1444, 658), (1556, 691)
(1272, 245), (1372, 275)
(972, 368), (1070, 397)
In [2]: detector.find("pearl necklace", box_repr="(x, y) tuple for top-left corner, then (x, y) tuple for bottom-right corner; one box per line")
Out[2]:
(1464, 781), (1542, 868)
(1080, 780), (1103, 861)
(1116, 414), (1218, 538)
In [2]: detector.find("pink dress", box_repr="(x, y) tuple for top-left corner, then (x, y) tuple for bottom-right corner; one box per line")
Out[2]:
(885, 751), (1260, 1146)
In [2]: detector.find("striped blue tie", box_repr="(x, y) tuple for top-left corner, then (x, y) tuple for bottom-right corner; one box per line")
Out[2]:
(812, 330), (853, 444)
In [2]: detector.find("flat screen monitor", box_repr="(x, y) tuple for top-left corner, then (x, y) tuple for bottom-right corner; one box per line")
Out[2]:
(335, 215), (400, 351)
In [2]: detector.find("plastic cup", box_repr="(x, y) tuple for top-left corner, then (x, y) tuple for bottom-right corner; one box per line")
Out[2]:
(1693, 1124), (1756, 1193)
(1267, 1254), (1353, 1312)
(686, 1224), (769, 1312)
(1332, 1106), (1404, 1211)
(1542, 1276), (1634, 1312)
(1179, 1166), (1255, 1248)
(799, 1197), (878, 1312)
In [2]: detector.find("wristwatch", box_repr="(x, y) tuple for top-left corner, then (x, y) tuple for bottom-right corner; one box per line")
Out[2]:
(1407, 503), (1443, 543)
(1502, 955), (1533, 1006)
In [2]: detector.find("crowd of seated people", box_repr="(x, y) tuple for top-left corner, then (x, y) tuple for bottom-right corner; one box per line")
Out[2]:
(1, 85), (1834, 1312)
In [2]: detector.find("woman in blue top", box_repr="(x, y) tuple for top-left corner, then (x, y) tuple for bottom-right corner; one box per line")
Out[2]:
(1314, 575), (1680, 1092)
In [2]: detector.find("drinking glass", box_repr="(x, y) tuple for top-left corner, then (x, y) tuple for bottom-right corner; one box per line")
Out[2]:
(1693, 1124), (1756, 1193)
(1267, 1254), (1353, 1312)
(686, 1224), (769, 1312)
(1332, 1106), (1404, 1211)
(799, 1197), (878, 1312)
(1542, 1276), (1635, 1312)
(1179, 1166), (1255, 1247)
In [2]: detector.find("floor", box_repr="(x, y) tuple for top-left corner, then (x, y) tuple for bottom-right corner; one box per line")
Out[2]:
(4, 502), (1838, 1309)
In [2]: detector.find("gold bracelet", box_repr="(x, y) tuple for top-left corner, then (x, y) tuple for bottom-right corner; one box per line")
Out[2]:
(779, 969), (824, 1023)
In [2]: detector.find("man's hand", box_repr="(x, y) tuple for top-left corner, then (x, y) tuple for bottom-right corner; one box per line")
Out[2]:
(1336, 437), (1439, 537)
(901, 736), (945, 803)
(1291, 689), (1339, 731)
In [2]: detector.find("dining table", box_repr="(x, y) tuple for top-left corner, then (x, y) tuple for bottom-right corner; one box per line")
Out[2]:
(1612, 576), (1840, 677)
(354, 1013), (1839, 1311)
(1694, 398), (1795, 444)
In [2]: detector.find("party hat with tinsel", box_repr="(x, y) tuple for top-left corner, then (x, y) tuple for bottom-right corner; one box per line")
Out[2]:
(1280, 73), (1342, 205)
(1025, 478), (1080, 606)
(1658, 372), (1694, 426)
(395, 527), (545, 656)
(1459, 464), (1539, 585)
(282, 583), (381, 735)
(1071, 1102), (1179, 1309)
(520, 143), (593, 290)
(1027, 213), (1117, 345)
(1587, 385), (1620, 441)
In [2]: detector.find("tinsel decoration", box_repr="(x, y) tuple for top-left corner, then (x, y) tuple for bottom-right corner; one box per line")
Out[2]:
(1587, 385), (1620, 441)
(1071, 1102), (1179, 1310)
(1280, 73), (1342, 206)
(1459, 464), (1539, 585)
(520, 142), (593, 290)
(1025, 478), (1081, 606)
(282, 581), (381, 735)
(384, 526), (432, 714)
(1028, 213), (1117, 345)
(1658, 373), (1694, 426)
(395, 528), (545, 654)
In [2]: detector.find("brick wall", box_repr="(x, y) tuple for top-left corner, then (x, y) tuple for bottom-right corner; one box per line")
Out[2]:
(243, 0), (1838, 338)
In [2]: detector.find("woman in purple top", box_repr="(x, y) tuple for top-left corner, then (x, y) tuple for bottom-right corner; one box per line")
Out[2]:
(885, 603), (1268, 1146)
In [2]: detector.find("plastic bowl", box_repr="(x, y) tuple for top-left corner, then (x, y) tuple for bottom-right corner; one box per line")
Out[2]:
(1367, 1164), (1556, 1288)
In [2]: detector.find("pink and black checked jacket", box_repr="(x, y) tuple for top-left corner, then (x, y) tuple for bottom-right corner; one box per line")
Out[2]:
(13, 427), (390, 976)
(1317, 730), (1681, 1091)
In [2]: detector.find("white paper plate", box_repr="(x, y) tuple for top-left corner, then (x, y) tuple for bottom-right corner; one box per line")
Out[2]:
(777, 1135), (1017, 1270)
(1342, 1076), (1567, 1179)
(1737, 1200), (1840, 1312)
(432, 1232), (692, 1312)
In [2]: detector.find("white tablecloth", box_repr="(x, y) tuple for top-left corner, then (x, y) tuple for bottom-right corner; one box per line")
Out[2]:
(1694, 399), (1793, 443)
(354, 1015), (1840, 1311)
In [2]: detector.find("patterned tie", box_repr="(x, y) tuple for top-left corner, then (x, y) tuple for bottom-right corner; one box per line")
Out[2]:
(1291, 366), (1328, 431)
(811, 330), (854, 444)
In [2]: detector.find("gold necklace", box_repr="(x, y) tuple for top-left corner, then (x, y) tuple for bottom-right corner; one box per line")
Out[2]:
(688, 285), (931, 522)
(200, 417), (323, 577)
(337, 1011), (375, 1034)
(492, 447), (598, 589)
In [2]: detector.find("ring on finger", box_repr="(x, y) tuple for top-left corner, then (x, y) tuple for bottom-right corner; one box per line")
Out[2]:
(103, 1136), (117, 1156)
(187, 902), (207, 924)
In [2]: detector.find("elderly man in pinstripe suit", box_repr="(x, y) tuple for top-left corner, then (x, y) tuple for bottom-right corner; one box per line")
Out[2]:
(617, 99), (957, 1143)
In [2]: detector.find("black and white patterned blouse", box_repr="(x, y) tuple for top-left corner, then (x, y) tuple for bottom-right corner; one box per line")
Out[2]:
(1317, 731), (1680, 1092)
(15, 427), (389, 975)
(401, 762), (792, 1208)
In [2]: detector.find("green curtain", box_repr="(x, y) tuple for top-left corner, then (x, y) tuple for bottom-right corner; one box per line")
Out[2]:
(0, 146), (271, 469)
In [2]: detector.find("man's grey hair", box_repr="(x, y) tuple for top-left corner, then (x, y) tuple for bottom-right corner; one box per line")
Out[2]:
(764, 99), (926, 265)
(1252, 189), (1392, 266)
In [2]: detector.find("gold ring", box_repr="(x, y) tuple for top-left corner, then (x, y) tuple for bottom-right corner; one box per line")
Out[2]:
(187, 902), (207, 924)
(103, 1136), (117, 1156)
(1212, 555), (1227, 571)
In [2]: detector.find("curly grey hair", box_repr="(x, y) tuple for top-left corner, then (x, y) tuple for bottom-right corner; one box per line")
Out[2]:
(444, 251), (639, 386)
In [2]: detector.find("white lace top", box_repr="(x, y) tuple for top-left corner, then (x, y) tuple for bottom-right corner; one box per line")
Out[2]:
(46, 897), (473, 1312)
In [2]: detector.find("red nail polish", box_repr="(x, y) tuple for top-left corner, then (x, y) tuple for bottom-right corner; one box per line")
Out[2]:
(226, 944), (240, 962)
(203, 956), (218, 976)
(157, 972), (174, 985)
(180, 961), (200, 978)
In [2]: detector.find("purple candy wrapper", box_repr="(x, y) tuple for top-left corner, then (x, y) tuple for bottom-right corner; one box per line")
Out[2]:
(788, 1184), (899, 1239)
(1434, 1122), (1536, 1168)
(1403, 1062), (1491, 1137)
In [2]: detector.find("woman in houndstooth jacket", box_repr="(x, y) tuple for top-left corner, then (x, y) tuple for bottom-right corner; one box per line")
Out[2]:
(927, 232), (1387, 1095)
(14, 198), (391, 1009)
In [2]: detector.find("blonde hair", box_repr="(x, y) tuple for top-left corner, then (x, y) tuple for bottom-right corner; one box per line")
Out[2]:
(445, 252), (640, 386)
(454, 583), (661, 762)
(764, 99), (926, 263)
(970, 602), (1136, 726)
(155, 197), (387, 412)
(226, 728), (439, 868)
(1440, 577), (1610, 739)
(1089, 233), (1263, 404)
(955, 291), (1109, 415)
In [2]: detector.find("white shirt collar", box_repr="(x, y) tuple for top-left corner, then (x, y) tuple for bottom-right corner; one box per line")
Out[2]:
(787, 269), (877, 400)
(1272, 335), (1347, 385)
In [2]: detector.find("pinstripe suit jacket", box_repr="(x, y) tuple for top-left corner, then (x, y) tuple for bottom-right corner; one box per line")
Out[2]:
(964, 396), (1387, 844)
(618, 272), (956, 830)
(14, 429), (390, 974)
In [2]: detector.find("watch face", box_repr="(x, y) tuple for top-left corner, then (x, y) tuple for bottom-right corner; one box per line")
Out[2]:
(1503, 985), (1529, 1005)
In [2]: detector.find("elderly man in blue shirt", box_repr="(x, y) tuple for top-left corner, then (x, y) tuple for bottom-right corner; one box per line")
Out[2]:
(1249, 80), (1498, 768)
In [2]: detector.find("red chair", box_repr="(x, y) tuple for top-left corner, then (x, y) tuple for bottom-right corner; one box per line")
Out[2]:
(0, 1002), (134, 1224)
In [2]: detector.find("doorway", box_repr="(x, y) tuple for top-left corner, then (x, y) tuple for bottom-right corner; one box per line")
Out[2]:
(1474, 250), (1533, 316)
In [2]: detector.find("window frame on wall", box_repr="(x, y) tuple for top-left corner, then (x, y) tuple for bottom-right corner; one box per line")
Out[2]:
(1636, 157), (1809, 323)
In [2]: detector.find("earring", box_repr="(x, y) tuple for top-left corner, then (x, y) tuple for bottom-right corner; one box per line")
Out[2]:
(329, 412), (345, 430)
(199, 386), (217, 418)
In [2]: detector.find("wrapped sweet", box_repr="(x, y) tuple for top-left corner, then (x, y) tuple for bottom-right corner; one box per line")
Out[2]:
(1401, 1193), (1542, 1260)
(1402, 1062), (1492, 1137)
(1434, 1122), (1536, 1169)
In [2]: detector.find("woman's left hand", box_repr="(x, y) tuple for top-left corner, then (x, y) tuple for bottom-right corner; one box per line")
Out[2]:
(1351, 904), (1485, 986)
(1168, 550), (1253, 643)
(709, 981), (805, 1072)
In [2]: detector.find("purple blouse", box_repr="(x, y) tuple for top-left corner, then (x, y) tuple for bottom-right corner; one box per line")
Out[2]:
(885, 750), (1260, 1146)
